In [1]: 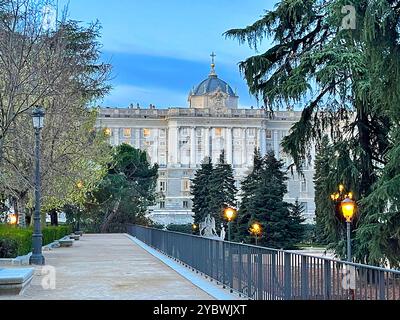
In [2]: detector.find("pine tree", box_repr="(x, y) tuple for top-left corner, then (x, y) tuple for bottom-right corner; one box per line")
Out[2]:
(252, 152), (294, 249)
(207, 151), (238, 229)
(313, 135), (345, 248)
(191, 157), (213, 226)
(288, 199), (306, 246)
(232, 148), (263, 242)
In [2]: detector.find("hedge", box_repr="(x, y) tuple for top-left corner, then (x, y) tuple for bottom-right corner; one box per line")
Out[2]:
(0, 224), (72, 258)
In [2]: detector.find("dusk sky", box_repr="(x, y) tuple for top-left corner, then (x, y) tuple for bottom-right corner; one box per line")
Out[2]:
(58, 0), (278, 108)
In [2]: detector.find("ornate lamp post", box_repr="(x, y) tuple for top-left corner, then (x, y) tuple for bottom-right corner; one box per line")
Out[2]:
(250, 223), (262, 246)
(330, 184), (356, 262)
(341, 198), (356, 262)
(29, 106), (45, 266)
(224, 207), (237, 242)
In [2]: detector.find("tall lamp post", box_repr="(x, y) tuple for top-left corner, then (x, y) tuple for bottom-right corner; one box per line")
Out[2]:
(29, 106), (45, 266)
(224, 207), (236, 242)
(341, 198), (356, 262)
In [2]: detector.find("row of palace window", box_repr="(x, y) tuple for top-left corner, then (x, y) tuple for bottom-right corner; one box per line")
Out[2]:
(158, 179), (308, 194)
(159, 200), (190, 210)
(105, 128), (277, 140)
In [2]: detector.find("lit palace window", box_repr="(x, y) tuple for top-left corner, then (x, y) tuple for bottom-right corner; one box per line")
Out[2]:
(182, 180), (191, 191)
(215, 128), (222, 137)
(104, 128), (112, 137)
(143, 129), (151, 137)
(123, 128), (131, 138)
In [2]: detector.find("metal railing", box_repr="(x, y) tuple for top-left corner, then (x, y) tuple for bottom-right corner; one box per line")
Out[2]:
(127, 224), (400, 300)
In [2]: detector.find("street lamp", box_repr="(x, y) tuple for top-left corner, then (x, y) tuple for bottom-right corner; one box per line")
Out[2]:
(250, 223), (262, 246)
(192, 223), (198, 234)
(224, 207), (236, 242)
(9, 213), (18, 225)
(30, 106), (45, 266)
(341, 198), (356, 262)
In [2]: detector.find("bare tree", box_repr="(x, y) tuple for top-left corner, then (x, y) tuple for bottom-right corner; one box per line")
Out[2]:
(0, 0), (112, 226)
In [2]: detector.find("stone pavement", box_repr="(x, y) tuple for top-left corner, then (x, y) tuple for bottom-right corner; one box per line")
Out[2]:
(0, 234), (214, 300)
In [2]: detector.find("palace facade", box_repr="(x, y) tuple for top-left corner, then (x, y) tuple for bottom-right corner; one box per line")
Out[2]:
(96, 62), (316, 225)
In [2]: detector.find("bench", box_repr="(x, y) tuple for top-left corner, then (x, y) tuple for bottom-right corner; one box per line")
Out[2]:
(0, 268), (34, 295)
(58, 239), (74, 247)
(69, 234), (80, 241)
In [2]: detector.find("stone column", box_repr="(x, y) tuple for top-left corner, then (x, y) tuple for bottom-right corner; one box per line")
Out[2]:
(135, 128), (140, 149)
(226, 127), (233, 164)
(260, 128), (267, 156)
(204, 127), (210, 159)
(113, 128), (119, 146)
(168, 126), (178, 165)
(190, 127), (196, 168)
(274, 130), (279, 158)
(152, 129), (158, 165)
(242, 128), (247, 166)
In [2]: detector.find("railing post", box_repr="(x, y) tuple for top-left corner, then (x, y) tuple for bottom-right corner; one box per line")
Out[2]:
(379, 272), (386, 300)
(301, 255), (309, 299)
(284, 252), (292, 300)
(258, 251), (263, 300)
(271, 251), (276, 300)
(247, 248), (252, 298)
(238, 245), (242, 294)
(324, 259), (332, 299)
(222, 241), (226, 288)
(230, 244), (234, 291)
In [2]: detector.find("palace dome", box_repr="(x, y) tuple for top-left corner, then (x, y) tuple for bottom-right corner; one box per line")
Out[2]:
(191, 74), (236, 97)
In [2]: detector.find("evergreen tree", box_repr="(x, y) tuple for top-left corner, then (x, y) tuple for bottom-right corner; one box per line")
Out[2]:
(225, 1), (400, 265)
(313, 136), (339, 246)
(207, 151), (238, 229)
(235, 150), (305, 249)
(233, 149), (263, 242)
(191, 157), (213, 227)
(288, 199), (306, 246)
(84, 144), (158, 233)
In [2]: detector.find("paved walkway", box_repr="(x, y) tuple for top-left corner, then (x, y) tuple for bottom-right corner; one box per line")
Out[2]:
(1, 234), (214, 300)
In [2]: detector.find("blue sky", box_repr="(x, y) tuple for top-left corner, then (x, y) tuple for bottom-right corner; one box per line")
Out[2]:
(59, 1), (278, 108)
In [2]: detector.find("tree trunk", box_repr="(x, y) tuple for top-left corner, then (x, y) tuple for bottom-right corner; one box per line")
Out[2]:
(100, 199), (121, 233)
(15, 197), (27, 228)
(50, 209), (58, 226)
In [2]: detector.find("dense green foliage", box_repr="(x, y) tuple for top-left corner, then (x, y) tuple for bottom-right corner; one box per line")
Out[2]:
(226, 0), (400, 266)
(191, 154), (237, 230)
(191, 157), (213, 226)
(166, 224), (194, 235)
(81, 144), (158, 233)
(206, 151), (238, 228)
(0, 224), (72, 258)
(234, 150), (305, 249)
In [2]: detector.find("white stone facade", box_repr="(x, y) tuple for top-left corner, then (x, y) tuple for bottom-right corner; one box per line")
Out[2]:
(96, 68), (316, 225)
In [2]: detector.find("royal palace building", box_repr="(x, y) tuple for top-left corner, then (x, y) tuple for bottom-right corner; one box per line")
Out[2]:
(96, 60), (316, 225)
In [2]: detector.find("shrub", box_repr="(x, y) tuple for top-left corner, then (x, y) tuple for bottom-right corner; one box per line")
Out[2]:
(166, 224), (193, 235)
(0, 224), (73, 258)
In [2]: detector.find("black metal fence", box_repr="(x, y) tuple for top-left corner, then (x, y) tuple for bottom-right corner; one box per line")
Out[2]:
(127, 224), (400, 300)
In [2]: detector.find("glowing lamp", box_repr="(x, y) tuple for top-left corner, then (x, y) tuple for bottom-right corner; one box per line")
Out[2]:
(250, 223), (262, 235)
(10, 214), (18, 225)
(342, 198), (356, 223)
(224, 207), (236, 222)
